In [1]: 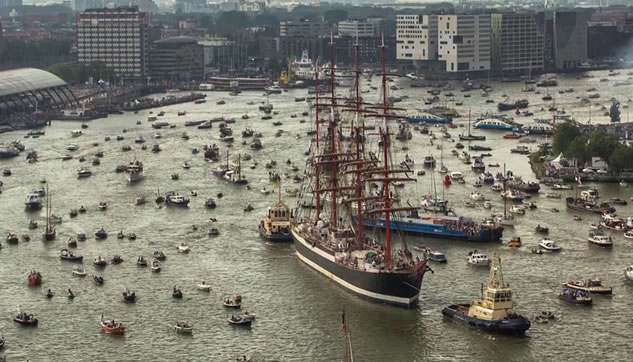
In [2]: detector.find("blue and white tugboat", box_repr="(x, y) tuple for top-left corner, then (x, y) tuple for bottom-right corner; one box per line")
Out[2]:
(442, 254), (531, 336)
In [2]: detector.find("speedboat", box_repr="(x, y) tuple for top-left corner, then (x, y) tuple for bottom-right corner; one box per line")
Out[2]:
(565, 279), (612, 295)
(539, 238), (561, 252)
(535, 225), (549, 234)
(467, 250), (490, 266)
(177, 243), (191, 253)
(183, 161), (191, 169)
(72, 268), (87, 277)
(98, 201), (107, 210)
(153, 250), (166, 260)
(426, 249), (447, 263)
(77, 167), (92, 178)
(508, 237), (522, 248)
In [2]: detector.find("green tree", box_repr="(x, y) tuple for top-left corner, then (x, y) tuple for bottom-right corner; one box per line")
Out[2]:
(48, 64), (75, 83)
(324, 9), (348, 24)
(215, 11), (249, 37)
(608, 144), (633, 175)
(552, 121), (581, 154)
(567, 135), (588, 166)
(588, 130), (618, 163)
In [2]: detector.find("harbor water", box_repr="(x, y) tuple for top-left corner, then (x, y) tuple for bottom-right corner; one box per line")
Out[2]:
(1, 70), (633, 361)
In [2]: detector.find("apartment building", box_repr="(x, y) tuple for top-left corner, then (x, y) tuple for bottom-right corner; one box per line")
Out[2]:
(280, 19), (330, 38)
(338, 18), (383, 38)
(491, 13), (544, 74)
(149, 36), (204, 83)
(396, 14), (438, 61)
(76, 7), (149, 80)
(437, 14), (491, 73)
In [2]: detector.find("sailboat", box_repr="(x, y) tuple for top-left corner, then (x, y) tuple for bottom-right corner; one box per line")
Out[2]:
(459, 110), (486, 141)
(225, 153), (248, 184)
(437, 137), (448, 173)
(291, 35), (431, 307)
(498, 164), (516, 227)
(43, 185), (56, 241)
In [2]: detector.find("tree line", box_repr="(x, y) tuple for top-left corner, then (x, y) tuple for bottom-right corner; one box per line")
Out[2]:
(553, 121), (633, 174)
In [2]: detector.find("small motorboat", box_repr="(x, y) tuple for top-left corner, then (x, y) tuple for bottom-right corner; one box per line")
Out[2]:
(228, 314), (252, 327)
(624, 231), (633, 239)
(425, 249), (447, 263)
(467, 250), (490, 266)
(223, 295), (242, 308)
(175, 321), (193, 334)
(153, 250), (166, 260)
(136, 195), (146, 205)
(117, 231), (125, 239)
(508, 237), (522, 248)
(78, 205), (87, 213)
(14, 311), (38, 326)
(177, 243), (191, 253)
(208, 228), (220, 236)
(77, 232), (86, 241)
(67, 288), (75, 299)
(535, 225), (549, 234)
(69, 209), (78, 218)
(566, 279), (612, 295)
(28, 219), (38, 229)
(127, 233), (136, 240)
(95, 228), (107, 239)
(137, 256), (148, 267)
(539, 238), (561, 252)
(573, 215), (582, 221)
(94, 256), (107, 267)
(60, 248), (83, 262)
(172, 286), (183, 298)
(205, 199), (217, 209)
(611, 198), (628, 205)
(93, 275), (104, 285)
(151, 259), (161, 272)
(6, 232), (19, 244)
(101, 317), (125, 335)
(46, 289), (54, 298)
(559, 287), (592, 305)
(244, 204), (254, 212)
(111, 255), (123, 264)
(122, 289), (136, 302)
(588, 230), (613, 247)
(183, 161), (191, 169)
(624, 266), (633, 281)
(72, 268), (86, 277)
(509, 205), (525, 215)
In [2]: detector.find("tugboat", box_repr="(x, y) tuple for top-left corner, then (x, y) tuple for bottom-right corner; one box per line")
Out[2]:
(259, 179), (292, 242)
(442, 254), (531, 336)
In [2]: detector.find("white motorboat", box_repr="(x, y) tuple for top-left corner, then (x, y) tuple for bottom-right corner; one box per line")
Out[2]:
(509, 205), (525, 215)
(197, 281), (211, 291)
(66, 144), (79, 151)
(624, 231), (633, 239)
(588, 230), (613, 247)
(491, 184), (503, 192)
(620, 180), (628, 187)
(71, 130), (83, 137)
(625, 266), (633, 281)
(501, 190), (524, 201)
(545, 192), (561, 199)
(151, 259), (161, 272)
(470, 192), (484, 201)
(580, 188), (599, 199)
(126, 158), (144, 183)
(177, 243), (191, 253)
(467, 250), (490, 266)
(72, 268), (87, 277)
(450, 171), (464, 181)
(49, 213), (63, 224)
(135, 195), (146, 205)
(183, 161), (191, 169)
(539, 238), (561, 252)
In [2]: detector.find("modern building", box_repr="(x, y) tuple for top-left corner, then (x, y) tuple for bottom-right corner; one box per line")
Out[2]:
(338, 18), (383, 38)
(0, 68), (77, 116)
(545, 10), (591, 70)
(199, 37), (248, 76)
(280, 19), (329, 38)
(396, 14), (438, 61)
(491, 12), (545, 74)
(149, 36), (204, 83)
(0, 0), (22, 8)
(76, 7), (149, 80)
(437, 14), (491, 73)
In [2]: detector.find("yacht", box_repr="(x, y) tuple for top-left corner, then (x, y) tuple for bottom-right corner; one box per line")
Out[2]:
(467, 250), (490, 266)
(538, 238), (561, 252)
(126, 159), (144, 183)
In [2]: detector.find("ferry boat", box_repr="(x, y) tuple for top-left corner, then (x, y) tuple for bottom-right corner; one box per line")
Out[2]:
(474, 119), (515, 130)
(126, 158), (144, 183)
(291, 40), (431, 308)
(408, 113), (451, 124)
(362, 209), (503, 242)
(259, 187), (292, 242)
(442, 254), (531, 336)
(203, 77), (270, 90)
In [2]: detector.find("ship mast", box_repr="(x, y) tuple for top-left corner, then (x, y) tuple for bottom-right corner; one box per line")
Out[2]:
(328, 32), (338, 228)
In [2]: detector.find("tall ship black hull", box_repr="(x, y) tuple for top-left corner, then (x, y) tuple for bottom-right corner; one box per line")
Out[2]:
(292, 226), (425, 307)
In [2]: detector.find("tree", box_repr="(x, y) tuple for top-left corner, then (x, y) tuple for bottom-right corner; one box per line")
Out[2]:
(610, 100), (621, 123)
(588, 130), (618, 163)
(608, 144), (633, 175)
(48, 64), (75, 83)
(567, 135), (588, 166)
(552, 121), (581, 154)
(215, 11), (249, 37)
(324, 9), (348, 25)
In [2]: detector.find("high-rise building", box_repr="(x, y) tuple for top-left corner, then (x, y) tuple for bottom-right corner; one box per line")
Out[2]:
(491, 13), (545, 74)
(0, 0), (23, 8)
(280, 19), (330, 38)
(437, 14), (491, 73)
(76, 7), (149, 80)
(396, 14), (438, 61)
(149, 36), (204, 83)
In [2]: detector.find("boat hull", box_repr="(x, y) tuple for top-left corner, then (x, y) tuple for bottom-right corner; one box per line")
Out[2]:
(442, 304), (530, 336)
(362, 217), (503, 242)
(127, 172), (144, 183)
(292, 227), (424, 308)
(258, 224), (292, 242)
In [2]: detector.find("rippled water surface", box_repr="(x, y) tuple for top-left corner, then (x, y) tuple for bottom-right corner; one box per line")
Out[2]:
(1, 70), (633, 361)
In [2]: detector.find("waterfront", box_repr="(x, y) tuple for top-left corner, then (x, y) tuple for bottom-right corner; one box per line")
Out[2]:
(2, 69), (633, 361)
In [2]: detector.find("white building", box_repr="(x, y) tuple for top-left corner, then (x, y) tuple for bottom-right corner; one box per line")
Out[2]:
(76, 7), (149, 79)
(437, 14), (491, 73)
(338, 19), (381, 38)
(396, 14), (437, 61)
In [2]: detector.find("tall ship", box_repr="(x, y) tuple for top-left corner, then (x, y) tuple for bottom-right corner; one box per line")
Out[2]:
(126, 158), (144, 183)
(292, 37), (431, 308)
(442, 254), (531, 336)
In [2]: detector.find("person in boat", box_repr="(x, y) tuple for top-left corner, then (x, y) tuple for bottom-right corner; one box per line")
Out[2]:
(46, 289), (53, 297)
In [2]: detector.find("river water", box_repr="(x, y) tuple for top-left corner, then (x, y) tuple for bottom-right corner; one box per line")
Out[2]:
(1, 69), (633, 361)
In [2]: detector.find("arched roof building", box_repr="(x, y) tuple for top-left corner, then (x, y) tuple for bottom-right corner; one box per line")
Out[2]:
(0, 68), (77, 115)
